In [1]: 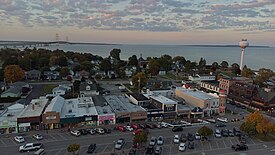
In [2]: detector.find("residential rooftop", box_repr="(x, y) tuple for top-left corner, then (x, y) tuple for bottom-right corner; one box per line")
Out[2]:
(19, 97), (49, 118)
(45, 95), (65, 113)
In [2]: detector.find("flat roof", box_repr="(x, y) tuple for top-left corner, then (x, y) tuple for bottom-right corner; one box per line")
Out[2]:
(150, 95), (177, 105)
(19, 97), (48, 118)
(127, 93), (149, 101)
(176, 88), (219, 100)
(0, 103), (25, 123)
(104, 95), (146, 113)
(95, 105), (114, 115)
(60, 97), (98, 118)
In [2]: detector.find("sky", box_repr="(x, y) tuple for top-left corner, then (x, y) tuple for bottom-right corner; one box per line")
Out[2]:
(0, 0), (275, 46)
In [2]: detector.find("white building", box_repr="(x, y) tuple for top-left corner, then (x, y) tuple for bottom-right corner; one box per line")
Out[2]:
(188, 74), (216, 84)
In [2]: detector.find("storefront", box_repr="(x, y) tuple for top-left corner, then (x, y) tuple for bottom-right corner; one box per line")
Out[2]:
(98, 114), (115, 125)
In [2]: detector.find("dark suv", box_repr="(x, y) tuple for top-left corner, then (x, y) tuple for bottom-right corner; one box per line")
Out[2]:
(232, 144), (248, 151)
(87, 144), (96, 153)
(172, 126), (183, 132)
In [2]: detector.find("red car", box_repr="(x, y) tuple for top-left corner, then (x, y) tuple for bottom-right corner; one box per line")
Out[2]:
(115, 126), (126, 132)
(131, 124), (139, 130)
(133, 129), (143, 135)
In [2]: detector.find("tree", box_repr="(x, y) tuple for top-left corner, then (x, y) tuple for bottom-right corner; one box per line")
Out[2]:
(4, 65), (25, 83)
(220, 61), (229, 68)
(231, 63), (241, 75)
(256, 118), (274, 136)
(133, 131), (148, 147)
(157, 55), (173, 71)
(128, 55), (138, 66)
(148, 59), (159, 76)
(67, 143), (80, 155)
(131, 72), (147, 92)
(241, 66), (254, 78)
(211, 62), (219, 71)
(49, 56), (58, 66)
(173, 56), (186, 65)
(198, 57), (206, 68)
(79, 61), (93, 71)
(39, 57), (49, 68)
(110, 48), (121, 61)
(60, 67), (70, 78)
(58, 56), (68, 66)
(255, 68), (274, 87)
(99, 59), (112, 74)
(198, 126), (213, 138)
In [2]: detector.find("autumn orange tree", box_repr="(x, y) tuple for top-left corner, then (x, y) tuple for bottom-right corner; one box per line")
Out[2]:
(240, 111), (275, 136)
(4, 65), (25, 83)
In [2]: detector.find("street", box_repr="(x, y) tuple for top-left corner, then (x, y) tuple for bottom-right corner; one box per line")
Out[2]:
(0, 121), (274, 155)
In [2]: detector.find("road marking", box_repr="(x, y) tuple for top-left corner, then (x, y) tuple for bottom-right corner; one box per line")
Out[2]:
(270, 149), (275, 152)
(250, 138), (256, 144)
(102, 144), (109, 152)
(55, 149), (63, 155)
(222, 140), (226, 148)
(229, 139), (234, 146)
(263, 144), (267, 148)
(0, 139), (7, 147)
(48, 134), (58, 141)
(10, 139), (18, 145)
(208, 142), (212, 150)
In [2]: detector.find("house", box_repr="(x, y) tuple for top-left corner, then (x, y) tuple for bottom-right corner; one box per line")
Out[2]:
(145, 80), (173, 91)
(76, 70), (90, 79)
(158, 67), (166, 76)
(43, 71), (60, 80)
(200, 81), (220, 93)
(125, 66), (137, 78)
(251, 87), (275, 110)
(52, 86), (67, 95)
(138, 55), (148, 69)
(79, 82), (99, 97)
(1, 86), (22, 98)
(219, 77), (253, 94)
(188, 74), (216, 84)
(59, 81), (72, 91)
(25, 69), (41, 80)
(107, 70), (117, 79)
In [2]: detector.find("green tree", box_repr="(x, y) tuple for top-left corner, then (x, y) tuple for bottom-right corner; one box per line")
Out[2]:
(157, 54), (172, 71)
(241, 66), (254, 78)
(110, 48), (121, 61)
(231, 63), (241, 75)
(254, 68), (274, 87)
(99, 59), (112, 73)
(4, 65), (25, 83)
(128, 55), (138, 66)
(49, 56), (58, 66)
(198, 126), (213, 138)
(80, 61), (93, 71)
(67, 143), (80, 155)
(173, 56), (186, 65)
(211, 62), (219, 71)
(220, 61), (229, 68)
(131, 72), (147, 92)
(198, 57), (206, 68)
(18, 57), (31, 70)
(60, 67), (70, 78)
(58, 56), (68, 66)
(39, 57), (49, 68)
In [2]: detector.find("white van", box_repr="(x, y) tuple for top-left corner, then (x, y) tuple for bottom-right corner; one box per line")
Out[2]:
(34, 149), (45, 155)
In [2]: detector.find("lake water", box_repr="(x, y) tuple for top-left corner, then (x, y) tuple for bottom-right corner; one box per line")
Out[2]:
(43, 44), (274, 70)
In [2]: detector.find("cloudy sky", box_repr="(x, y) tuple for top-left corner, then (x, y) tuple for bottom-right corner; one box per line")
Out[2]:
(0, 0), (275, 45)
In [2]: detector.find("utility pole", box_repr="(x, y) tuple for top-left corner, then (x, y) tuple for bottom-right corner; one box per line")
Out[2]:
(138, 76), (141, 93)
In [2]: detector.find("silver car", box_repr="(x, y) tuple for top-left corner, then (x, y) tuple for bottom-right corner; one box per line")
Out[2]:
(115, 138), (125, 150)
(157, 136), (164, 145)
(149, 137), (156, 146)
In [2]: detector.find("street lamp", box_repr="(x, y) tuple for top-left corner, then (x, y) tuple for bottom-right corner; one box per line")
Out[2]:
(271, 108), (274, 117)
(113, 140), (116, 155)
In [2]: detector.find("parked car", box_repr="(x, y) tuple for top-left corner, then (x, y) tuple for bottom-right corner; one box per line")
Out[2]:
(115, 138), (125, 150)
(195, 132), (201, 140)
(115, 126), (126, 132)
(14, 136), (25, 143)
(180, 134), (187, 142)
(228, 130), (234, 137)
(160, 122), (169, 128)
(187, 133), (194, 141)
(232, 144), (248, 151)
(33, 134), (43, 140)
(154, 146), (162, 155)
(153, 123), (161, 129)
(19, 143), (43, 152)
(133, 129), (143, 135)
(131, 124), (139, 130)
(215, 129), (222, 138)
(233, 127), (241, 136)
(95, 128), (105, 134)
(215, 123), (226, 127)
(172, 126), (183, 132)
(87, 144), (96, 154)
(188, 141), (195, 149)
(71, 130), (81, 137)
(103, 128), (111, 134)
(88, 128), (96, 135)
(179, 143), (186, 151)
(241, 106), (246, 109)
(206, 119), (216, 123)
(217, 117), (228, 123)
(78, 129), (88, 135)
(236, 103), (241, 108)
(128, 149), (136, 155)
(174, 135), (180, 144)
(157, 136), (164, 145)
(146, 146), (154, 155)
(139, 123), (146, 129)
(149, 137), (157, 146)
(125, 125), (134, 131)
(146, 123), (154, 129)
(239, 135), (246, 144)
(221, 129), (229, 137)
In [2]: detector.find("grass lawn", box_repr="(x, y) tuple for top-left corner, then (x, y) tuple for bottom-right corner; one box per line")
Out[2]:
(124, 83), (138, 93)
(256, 134), (275, 142)
(43, 84), (58, 94)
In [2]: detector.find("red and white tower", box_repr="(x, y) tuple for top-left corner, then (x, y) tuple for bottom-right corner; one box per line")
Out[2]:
(219, 90), (227, 116)
(239, 39), (249, 70)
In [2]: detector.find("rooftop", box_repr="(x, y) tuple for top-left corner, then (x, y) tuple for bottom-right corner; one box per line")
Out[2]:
(126, 93), (149, 101)
(104, 95), (146, 113)
(176, 88), (219, 100)
(19, 97), (49, 118)
(0, 103), (25, 123)
(45, 96), (65, 113)
(150, 95), (177, 105)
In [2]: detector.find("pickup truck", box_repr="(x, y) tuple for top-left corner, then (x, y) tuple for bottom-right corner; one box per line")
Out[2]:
(19, 143), (43, 152)
(231, 144), (248, 151)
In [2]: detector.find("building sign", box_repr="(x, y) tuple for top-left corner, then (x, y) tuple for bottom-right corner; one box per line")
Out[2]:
(85, 117), (92, 121)
(18, 123), (30, 127)
(98, 115), (114, 121)
(46, 116), (56, 120)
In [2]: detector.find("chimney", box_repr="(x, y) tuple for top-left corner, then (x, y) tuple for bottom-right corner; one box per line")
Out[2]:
(32, 104), (35, 110)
